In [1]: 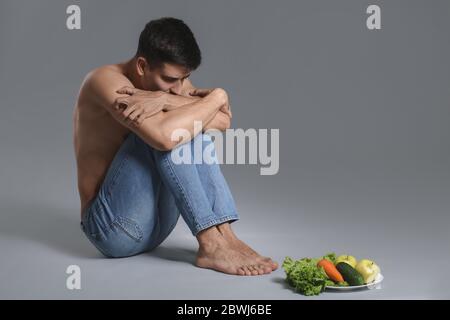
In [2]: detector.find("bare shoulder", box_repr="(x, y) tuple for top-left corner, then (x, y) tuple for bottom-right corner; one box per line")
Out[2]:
(82, 64), (132, 93)
(79, 64), (134, 108)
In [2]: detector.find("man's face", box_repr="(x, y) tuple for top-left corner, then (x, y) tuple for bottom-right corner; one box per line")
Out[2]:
(140, 60), (191, 94)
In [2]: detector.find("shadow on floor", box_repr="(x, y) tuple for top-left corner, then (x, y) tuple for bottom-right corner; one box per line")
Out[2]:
(147, 246), (197, 265)
(0, 200), (99, 258)
(0, 199), (196, 264)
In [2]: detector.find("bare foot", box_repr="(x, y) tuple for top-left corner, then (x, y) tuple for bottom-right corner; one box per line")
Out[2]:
(195, 226), (272, 276)
(216, 223), (278, 271)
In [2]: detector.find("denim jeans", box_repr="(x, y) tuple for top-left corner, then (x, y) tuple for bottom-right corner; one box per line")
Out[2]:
(80, 132), (240, 258)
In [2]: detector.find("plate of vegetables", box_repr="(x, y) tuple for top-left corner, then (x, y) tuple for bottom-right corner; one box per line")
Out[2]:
(282, 253), (383, 296)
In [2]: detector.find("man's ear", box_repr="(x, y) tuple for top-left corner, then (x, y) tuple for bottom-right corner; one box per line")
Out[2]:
(136, 57), (147, 76)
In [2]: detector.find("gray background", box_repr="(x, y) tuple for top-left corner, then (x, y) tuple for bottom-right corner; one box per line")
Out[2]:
(0, 0), (449, 299)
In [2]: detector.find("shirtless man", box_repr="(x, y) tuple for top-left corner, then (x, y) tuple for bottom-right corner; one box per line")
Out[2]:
(73, 17), (278, 276)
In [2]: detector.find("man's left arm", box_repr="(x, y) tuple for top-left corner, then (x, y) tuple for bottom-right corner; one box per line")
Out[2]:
(179, 79), (232, 132)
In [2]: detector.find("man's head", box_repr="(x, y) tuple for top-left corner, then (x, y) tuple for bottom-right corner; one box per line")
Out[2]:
(133, 17), (201, 93)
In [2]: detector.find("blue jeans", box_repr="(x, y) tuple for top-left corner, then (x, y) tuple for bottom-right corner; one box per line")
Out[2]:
(80, 132), (240, 258)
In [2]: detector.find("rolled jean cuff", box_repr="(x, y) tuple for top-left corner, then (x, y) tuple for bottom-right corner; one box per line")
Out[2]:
(193, 214), (240, 236)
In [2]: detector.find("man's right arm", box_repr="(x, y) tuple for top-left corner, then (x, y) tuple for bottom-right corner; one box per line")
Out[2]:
(84, 68), (225, 151)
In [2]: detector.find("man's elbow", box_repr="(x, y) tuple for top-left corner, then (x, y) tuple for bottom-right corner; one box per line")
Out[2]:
(152, 134), (177, 151)
(219, 115), (232, 131)
(137, 129), (176, 152)
(157, 126), (181, 151)
(152, 140), (174, 152)
(224, 116), (232, 130)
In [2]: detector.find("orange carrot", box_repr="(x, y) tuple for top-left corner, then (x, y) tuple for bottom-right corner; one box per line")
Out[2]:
(317, 259), (344, 283)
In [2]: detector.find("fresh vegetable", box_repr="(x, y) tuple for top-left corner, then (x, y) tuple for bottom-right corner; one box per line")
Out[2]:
(336, 255), (357, 268)
(336, 262), (365, 286)
(283, 252), (381, 295)
(355, 259), (380, 284)
(282, 256), (335, 296)
(321, 252), (337, 264)
(327, 281), (350, 287)
(317, 259), (344, 283)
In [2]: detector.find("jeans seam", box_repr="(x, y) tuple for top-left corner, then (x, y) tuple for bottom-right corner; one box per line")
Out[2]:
(162, 154), (199, 227)
(106, 154), (130, 198)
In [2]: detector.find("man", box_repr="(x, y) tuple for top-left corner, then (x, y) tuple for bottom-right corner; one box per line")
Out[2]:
(73, 17), (278, 276)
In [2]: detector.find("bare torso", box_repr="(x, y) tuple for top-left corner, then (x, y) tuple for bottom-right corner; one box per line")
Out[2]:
(73, 64), (131, 218)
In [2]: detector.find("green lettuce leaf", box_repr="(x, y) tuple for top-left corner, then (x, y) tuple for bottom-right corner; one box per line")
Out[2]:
(282, 252), (346, 295)
(321, 252), (337, 264)
(282, 256), (330, 296)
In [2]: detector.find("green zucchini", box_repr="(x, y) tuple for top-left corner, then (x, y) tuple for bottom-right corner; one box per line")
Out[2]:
(335, 262), (364, 286)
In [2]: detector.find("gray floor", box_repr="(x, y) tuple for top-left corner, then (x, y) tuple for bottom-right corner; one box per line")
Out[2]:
(1, 0), (449, 300)
(1, 168), (449, 299)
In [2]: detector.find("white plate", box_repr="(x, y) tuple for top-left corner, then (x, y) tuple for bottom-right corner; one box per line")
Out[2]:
(325, 273), (384, 290)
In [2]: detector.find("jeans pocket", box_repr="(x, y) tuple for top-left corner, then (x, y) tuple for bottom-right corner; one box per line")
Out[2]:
(111, 215), (144, 243)
(85, 215), (144, 258)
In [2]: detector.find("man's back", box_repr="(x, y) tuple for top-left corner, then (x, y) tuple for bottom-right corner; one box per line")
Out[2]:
(73, 64), (132, 217)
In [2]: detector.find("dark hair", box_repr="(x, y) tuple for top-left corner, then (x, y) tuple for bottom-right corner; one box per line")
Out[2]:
(136, 17), (201, 71)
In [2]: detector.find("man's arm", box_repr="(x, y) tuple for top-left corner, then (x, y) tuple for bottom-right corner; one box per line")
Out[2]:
(203, 111), (231, 132)
(179, 79), (232, 132)
(84, 68), (226, 151)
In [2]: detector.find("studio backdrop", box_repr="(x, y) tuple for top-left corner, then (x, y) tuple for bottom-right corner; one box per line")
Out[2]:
(0, 0), (449, 299)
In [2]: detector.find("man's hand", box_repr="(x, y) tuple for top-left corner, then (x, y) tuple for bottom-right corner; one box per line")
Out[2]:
(114, 85), (231, 130)
(114, 86), (168, 127)
(189, 88), (232, 119)
(177, 78), (196, 97)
